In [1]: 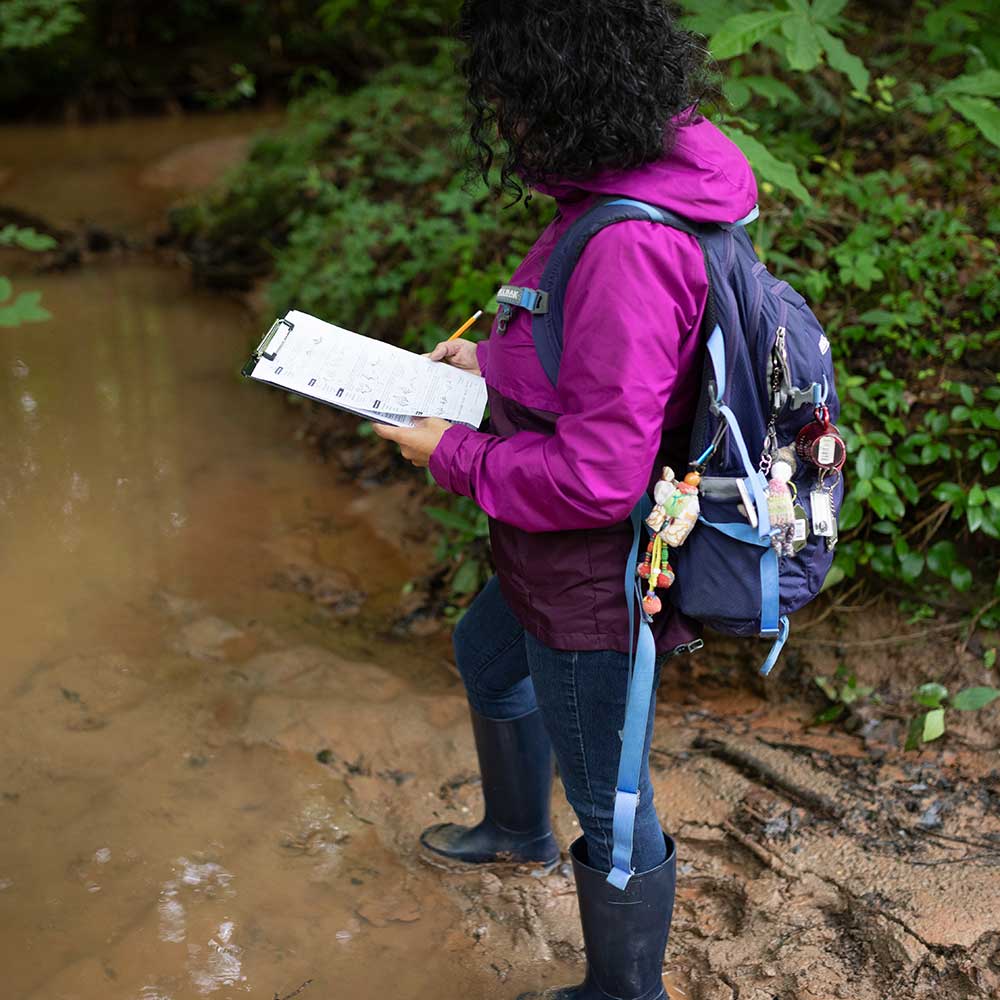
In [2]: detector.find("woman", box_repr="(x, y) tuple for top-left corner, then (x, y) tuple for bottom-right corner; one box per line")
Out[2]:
(373, 2), (756, 997)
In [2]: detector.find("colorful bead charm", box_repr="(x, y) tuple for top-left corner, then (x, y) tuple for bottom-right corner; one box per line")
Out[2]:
(646, 466), (701, 548)
(766, 459), (797, 557)
(635, 465), (701, 620)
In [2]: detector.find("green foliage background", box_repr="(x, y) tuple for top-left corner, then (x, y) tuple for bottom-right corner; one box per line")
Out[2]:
(0, 0), (456, 115)
(0, 0), (74, 324)
(174, 1), (1000, 621)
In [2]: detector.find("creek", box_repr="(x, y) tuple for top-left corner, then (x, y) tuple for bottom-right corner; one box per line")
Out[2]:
(0, 112), (514, 1000)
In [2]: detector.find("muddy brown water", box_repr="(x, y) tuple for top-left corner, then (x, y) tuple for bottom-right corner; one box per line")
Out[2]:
(0, 114), (536, 1000)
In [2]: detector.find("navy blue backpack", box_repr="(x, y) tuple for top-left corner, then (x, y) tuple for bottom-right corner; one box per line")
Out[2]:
(497, 196), (843, 889)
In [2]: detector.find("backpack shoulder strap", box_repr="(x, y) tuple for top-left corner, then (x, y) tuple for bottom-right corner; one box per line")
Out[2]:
(531, 196), (716, 387)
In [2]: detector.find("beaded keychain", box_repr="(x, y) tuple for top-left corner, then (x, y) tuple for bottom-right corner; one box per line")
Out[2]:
(637, 466), (701, 617)
(766, 459), (798, 557)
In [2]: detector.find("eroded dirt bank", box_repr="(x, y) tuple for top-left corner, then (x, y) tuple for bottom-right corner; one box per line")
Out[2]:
(1, 114), (998, 1000)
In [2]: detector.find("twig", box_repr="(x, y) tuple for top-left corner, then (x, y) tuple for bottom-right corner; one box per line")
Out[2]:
(902, 500), (951, 542)
(830, 596), (884, 613)
(910, 827), (1000, 852)
(274, 981), (314, 1000)
(905, 853), (1000, 866)
(794, 621), (965, 648)
(963, 596), (1000, 651)
(693, 736), (845, 819)
(798, 578), (867, 630)
(722, 820), (800, 880)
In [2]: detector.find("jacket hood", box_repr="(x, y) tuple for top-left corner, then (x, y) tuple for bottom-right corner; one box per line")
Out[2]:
(531, 116), (757, 225)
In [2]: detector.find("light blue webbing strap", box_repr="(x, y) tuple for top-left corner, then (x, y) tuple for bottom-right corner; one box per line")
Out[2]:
(756, 544), (790, 675)
(704, 326), (771, 539)
(759, 614), (790, 676)
(608, 495), (657, 891)
(605, 199), (756, 240)
(605, 198), (666, 222)
(721, 204), (760, 230)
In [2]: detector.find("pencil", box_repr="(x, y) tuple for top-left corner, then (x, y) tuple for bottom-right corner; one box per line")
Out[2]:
(447, 309), (483, 341)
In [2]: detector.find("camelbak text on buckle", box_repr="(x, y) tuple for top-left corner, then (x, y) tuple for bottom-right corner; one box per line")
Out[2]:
(496, 284), (549, 315)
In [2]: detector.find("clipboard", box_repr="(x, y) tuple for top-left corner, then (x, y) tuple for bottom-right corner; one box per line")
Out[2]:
(241, 310), (488, 429)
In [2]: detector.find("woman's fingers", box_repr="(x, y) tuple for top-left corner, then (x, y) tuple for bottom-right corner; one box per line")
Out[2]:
(425, 339), (479, 375)
(370, 421), (399, 440)
(369, 424), (422, 465)
(427, 340), (462, 362)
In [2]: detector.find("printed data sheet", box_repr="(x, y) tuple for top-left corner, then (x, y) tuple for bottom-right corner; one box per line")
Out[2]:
(245, 310), (488, 428)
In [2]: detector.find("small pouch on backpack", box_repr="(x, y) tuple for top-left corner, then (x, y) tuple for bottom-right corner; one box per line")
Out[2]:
(671, 483), (772, 637)
(699, 476), (759, 528)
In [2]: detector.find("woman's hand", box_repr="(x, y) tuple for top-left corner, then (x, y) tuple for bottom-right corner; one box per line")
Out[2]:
(425, 338), (480, 376)
(371, 417), (452, 469)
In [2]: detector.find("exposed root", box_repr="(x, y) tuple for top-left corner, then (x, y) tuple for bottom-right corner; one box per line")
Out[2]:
(693, 736), (845, 819)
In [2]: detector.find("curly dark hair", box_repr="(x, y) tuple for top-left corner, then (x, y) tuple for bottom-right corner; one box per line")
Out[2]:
(457, 0), (718, 202)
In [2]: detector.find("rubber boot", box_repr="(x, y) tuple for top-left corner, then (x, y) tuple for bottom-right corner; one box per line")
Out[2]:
(420, 707), (560, 872)
(517, 833), (677, 999)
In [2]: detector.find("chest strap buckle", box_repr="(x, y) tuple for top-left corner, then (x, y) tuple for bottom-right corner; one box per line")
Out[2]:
(497, 284), (549, 315)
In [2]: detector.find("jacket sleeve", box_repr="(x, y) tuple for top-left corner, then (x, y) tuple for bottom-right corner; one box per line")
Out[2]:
(428, 223), (707, 533)
(475, 339), (490, 380)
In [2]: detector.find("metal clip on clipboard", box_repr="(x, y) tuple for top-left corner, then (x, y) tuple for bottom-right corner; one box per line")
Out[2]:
(241, 315), (295, 376)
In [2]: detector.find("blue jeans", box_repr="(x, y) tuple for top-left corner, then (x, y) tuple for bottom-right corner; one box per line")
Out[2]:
(453, 576), (667, 874)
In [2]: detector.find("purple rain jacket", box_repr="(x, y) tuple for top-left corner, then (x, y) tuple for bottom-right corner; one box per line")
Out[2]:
(429, 117), (758, 653)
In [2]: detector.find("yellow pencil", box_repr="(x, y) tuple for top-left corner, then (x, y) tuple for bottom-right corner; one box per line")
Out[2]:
(447, 309), (483, 341)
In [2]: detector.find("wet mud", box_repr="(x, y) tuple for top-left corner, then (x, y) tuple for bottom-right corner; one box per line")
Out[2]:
(2, 115), (998, 1000)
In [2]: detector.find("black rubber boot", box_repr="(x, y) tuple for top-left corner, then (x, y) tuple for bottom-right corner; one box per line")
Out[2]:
(517, 834), (677, 999)
(420, 707), (560, 872)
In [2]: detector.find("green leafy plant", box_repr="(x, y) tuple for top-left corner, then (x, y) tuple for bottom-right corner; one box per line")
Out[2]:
(688, 0), (871, 201)
(0, 227), (57, 328)
(905, 681), (1000, 749)
(199, 63), (257, 110)
(0, 0), (81, 50)
(812, 664), (876, 725)
(0, 1), (73, 327)
(0, 277), (48, 327)
(688, 0), (1000, 202)
(424, 496), (490, 600)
